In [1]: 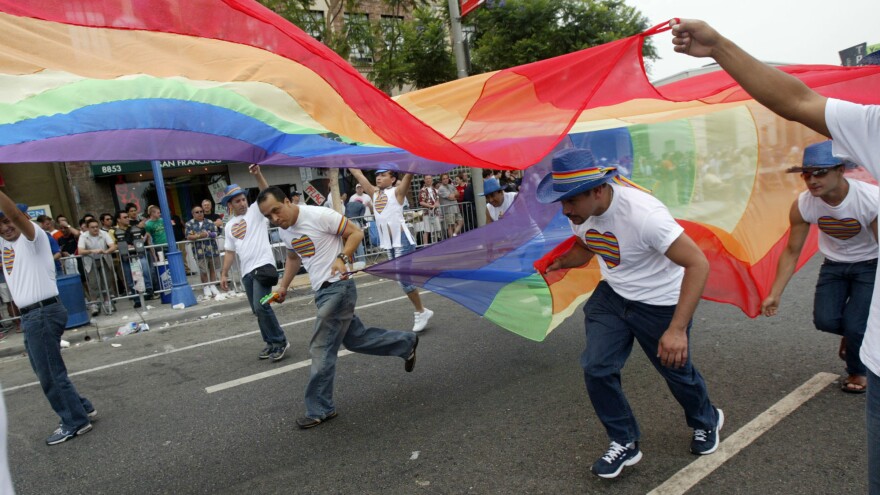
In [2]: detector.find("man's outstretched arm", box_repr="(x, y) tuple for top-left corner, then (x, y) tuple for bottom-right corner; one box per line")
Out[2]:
(671, 18), (829, 137)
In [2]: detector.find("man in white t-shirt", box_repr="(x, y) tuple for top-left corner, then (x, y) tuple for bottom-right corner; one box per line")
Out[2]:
(348, 166), (434, 332)
(482, 178), (517, 224)
(537, 148), (721, 479)
(0, 196), (96, 446)
(78, 218), (117, 316)
(219, 165), (289, 362)
(762, 141), (878, 394)
(672, 18), (880, 492)
(349, 183), (373, 218)
(257, 186), (418, 429)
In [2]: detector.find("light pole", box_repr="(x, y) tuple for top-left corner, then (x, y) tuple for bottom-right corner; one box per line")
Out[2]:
(447, 0), (487, 226)
(150, 160), (197, 308)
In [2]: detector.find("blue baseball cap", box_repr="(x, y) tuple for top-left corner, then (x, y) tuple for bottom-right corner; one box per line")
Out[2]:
(0, 203), (28, 218)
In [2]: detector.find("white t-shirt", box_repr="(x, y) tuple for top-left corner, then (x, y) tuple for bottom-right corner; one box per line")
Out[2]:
(0, 221), (59, 306)
(77, 230), (115, 271)
(798, 178), (878, 263)
(487, 192), (517, 221)
(277, 205), (348, 292)
(350, 192), (373, 212)
(571, 184), (684, 305)
(224, 201), (276, 275)
(827, 98), (880, 376)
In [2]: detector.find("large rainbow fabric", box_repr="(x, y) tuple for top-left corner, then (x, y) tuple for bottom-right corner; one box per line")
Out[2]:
(3, 1), (880, 340)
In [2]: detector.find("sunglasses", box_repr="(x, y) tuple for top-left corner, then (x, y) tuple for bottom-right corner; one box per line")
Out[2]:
(800, 168), (833, 178)
(193, 210), (204, 213)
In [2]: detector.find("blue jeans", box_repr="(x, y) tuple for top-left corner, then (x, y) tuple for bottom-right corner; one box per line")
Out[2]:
(581, 282), (717, 444)
(22, 302), (93, 430)
(242, 266), (286, 346)
(813, 258), (876, 376)
(388, 232), (417, 294)
(304, 278), (416, 419)
(869, 370), (880, 495)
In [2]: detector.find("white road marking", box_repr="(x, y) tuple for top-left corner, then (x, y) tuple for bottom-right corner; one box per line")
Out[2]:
(205, 350), (354, 393)
(647, 372), (839, 495)
(205, 294), (419, 393)
(3, 290), (418, 395)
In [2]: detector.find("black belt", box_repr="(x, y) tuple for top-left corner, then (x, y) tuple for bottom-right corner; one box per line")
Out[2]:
(320, 281), (334, 290)
(20, 296), (61, 315)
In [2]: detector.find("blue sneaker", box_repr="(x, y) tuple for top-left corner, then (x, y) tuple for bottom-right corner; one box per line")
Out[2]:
(691, 407), (724, 455)
(270, 342), (290, 362)
(46, 423), (92, 446)
(258, 345), (272, 360)
(591, 441), (642, 479)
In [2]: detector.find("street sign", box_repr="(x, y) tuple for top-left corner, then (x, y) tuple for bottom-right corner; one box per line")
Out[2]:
(460, 0), (484, 17)
(90, 159), (227, 177)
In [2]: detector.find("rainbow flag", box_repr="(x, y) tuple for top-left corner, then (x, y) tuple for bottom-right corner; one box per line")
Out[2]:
(1, 2), (879, 339)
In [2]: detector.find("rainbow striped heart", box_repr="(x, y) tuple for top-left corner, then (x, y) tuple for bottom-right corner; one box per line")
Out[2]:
(584, 229), (621, 268)
(290, 235), (316, 257)
(817, 216), (861, 240)
(231, 220), (247, 240)
(2, 247), (13, 274)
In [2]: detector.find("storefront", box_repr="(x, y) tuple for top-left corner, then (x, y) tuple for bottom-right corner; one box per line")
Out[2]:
(91, 160), (233, 218)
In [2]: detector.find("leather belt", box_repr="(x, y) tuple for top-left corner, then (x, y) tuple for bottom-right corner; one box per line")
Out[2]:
(20, 296), (61, 315)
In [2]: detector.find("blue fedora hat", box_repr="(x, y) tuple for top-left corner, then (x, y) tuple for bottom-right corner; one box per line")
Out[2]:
(787, 140), (851, 173)
(481, 178), (504, 196)
(536, 148), (619, 203)
(219, 184), (246, 206)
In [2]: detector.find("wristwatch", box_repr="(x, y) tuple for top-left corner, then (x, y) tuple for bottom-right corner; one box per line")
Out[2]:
(337, 253), (351, 265)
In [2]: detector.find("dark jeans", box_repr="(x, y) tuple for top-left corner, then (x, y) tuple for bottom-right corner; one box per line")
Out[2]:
(813, 258), (876, 376)
(869, 370), (880, 495)
(242, 265), (286, 346)
(581, 281), (717, 444)
(22, 302), (93, 430)
(304, 278), (415, 419)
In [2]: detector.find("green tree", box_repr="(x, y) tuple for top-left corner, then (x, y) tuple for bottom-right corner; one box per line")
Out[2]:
(465, 0), (657, 73)
(393, 6), (456, 89)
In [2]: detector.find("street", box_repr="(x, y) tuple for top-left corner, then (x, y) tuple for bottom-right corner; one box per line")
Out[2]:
(3, 257), (868, 494)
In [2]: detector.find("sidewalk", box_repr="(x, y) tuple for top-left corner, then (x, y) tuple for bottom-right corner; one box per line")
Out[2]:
(0, 273), (317, 360)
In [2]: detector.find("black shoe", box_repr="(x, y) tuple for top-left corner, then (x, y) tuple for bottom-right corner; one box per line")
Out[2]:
(296, 411), (337, 429)
(405, 336), (418, 373)
(258, 345), (272, 360)
(133, 300), (141, 309)
(144, 292), (156, 301)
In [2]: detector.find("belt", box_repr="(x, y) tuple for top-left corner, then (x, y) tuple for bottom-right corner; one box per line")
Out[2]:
(320, 281), (334, 290)
(20, 296), (61, 315)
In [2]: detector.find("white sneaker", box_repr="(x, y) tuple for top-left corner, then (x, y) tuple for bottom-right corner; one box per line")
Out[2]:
(209, 285), (221, 297)
(202, 287), (212, 299)
(412, 308), (434, 333)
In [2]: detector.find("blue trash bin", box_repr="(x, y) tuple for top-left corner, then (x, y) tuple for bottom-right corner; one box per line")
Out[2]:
(56, 273), (89, 329)
(155, 261), (173, 304)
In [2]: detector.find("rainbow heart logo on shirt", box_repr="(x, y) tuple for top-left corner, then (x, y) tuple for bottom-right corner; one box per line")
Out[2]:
(290, 235), (316, 258)
(374, 192), (388, 214)
(818, 216), (861, 240)
(231, 220), (247, 240)
(2, 247), (13, 274)
(584, 230), (621, 268)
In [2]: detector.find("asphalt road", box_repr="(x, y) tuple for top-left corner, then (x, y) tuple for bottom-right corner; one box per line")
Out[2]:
(2, 257), (868, 494)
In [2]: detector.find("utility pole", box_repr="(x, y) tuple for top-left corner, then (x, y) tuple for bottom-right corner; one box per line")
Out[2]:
(447, 0), (487, 226)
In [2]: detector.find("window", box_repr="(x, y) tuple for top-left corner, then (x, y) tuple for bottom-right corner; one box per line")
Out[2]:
(344, 13), (373, 65)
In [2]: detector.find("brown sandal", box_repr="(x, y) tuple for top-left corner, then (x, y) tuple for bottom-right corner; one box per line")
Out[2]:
(840, 375), (866, 394)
